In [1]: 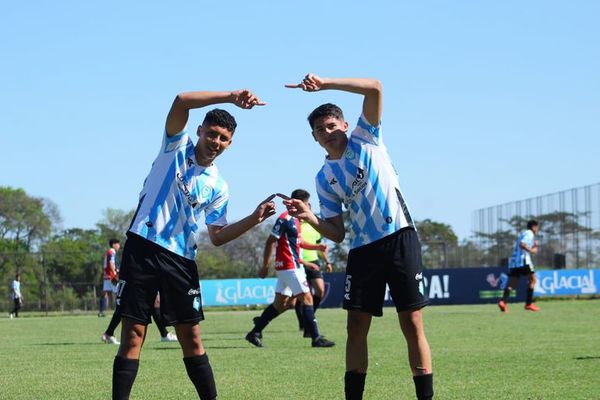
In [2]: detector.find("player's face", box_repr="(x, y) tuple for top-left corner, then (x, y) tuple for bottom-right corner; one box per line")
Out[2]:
(312, 116), (348, 156)
(113, 243), (121, 252)
(531, 225), (540, 234)
(196, 124), (233, 166)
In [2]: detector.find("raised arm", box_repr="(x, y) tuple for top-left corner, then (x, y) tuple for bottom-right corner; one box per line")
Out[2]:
(166, 89), (266, 136)
(207, 195), (276, 247)
(285, 74), (382, 127)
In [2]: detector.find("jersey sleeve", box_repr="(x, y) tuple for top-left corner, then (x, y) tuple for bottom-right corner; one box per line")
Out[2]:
(270, 217), (287, 239)
(316, 172), (343, 218)
(521, 231), (534, 247)
(349, 114), (382, 145)
(205, 182), (229, 227)
(161, 127), (189, 153)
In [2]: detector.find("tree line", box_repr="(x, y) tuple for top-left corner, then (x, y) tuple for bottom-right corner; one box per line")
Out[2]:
(1, 185), (597, 312)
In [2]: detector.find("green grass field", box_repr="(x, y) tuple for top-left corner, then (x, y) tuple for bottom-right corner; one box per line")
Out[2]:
(1, 300), (599, 399)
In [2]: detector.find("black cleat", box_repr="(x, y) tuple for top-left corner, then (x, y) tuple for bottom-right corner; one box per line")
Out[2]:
(312, 336), (335, 348)
(245, 331), (263, 347)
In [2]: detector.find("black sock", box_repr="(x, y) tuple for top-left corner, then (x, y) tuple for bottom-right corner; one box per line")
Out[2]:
(302, 305), (320, 339)
(183, 354), (217, 400)
(294, 301), (304, 329)
(105, 307), (122, 337)
(99, 297), (106, 314)
(502, 288), (510, 302)
(152, 307), (169, 337)
(252, 304), (279, 333)
(313, 295), (321, 311)
(413, 373), (434, 400)
(112, 356), (139, 400)
(526, 288), (534, 305)
(345, 371), (366, 400)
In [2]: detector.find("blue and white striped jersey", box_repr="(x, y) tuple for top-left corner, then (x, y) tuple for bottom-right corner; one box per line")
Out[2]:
(129, 129), (229, 260)
(509, 229), (535, 268)
(316, 115), (414, 249)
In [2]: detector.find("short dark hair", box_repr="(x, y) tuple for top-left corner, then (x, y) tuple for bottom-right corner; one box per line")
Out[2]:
(527, 220), (539, 230)
(307, 103), (344, 129)
(291, 189), (310, 202)
(202, 108), (237, 134)
(109, 239), (120, 247)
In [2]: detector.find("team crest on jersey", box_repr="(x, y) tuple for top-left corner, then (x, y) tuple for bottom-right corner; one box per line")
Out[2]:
(344, 148), (355, 160)
(202, 186), (211, 197)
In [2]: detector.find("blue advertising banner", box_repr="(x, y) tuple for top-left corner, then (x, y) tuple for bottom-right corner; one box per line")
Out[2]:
(320, 268), (528, 308)
(534, 269), (599, 296)
(200, 278), (277, 307)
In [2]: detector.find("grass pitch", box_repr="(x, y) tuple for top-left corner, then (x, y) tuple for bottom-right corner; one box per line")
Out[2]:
(1, 300), (599, 399)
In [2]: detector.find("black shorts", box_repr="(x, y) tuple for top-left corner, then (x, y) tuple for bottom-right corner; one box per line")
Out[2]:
(508, 265), (535, 277)
(116, 233), (204, 326)
(305, 260), (324, 280)
(343, 227), (429, 317)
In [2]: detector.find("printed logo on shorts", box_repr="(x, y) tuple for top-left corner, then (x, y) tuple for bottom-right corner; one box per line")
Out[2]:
(188, 288), (200, 295)
(344, 275), (352, 300)
(192, 296), (201, 311)
(415, 272), (423, 281)
(115, 280), (126, 306)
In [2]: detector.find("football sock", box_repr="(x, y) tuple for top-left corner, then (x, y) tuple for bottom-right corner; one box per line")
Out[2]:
(526, 288), (534, 305)
(105, 307), (122, 337)
(152, 307), (169, 337)
(302, 305), (319, 339)
(99, 297), (106, 314)
(294, 300), (304, 329)
(344, 371), (366, 400)
(502, 288), (510, 302)
(413, 373), (434, 400)
(313, 294), (321, 311)
(112, 356), (139, 400)
(252, 304), (279, 333)
(183, 354), (217, 400)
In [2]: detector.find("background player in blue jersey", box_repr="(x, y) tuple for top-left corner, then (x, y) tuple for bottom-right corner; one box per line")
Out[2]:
(284, 74), (433, 400)
(112, 88), (277, 400)
(499, 220), (541, 312)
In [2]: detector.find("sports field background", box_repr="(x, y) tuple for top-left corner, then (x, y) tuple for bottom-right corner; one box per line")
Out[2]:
(2, 300), (599, 399)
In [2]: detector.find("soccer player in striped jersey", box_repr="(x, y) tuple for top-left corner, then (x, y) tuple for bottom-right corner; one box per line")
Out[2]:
(284, 74), (433, 400)
(245, 189), (335, 349)
(112, 88), (277, 400)
(499, 220), (541, 312)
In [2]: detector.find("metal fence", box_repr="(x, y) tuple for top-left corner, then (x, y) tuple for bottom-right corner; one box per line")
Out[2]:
(471, 183), (600, 269)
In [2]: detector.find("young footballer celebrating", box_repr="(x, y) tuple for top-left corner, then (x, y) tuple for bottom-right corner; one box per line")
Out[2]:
(284, 74), (434, 400)
(112, 88), (276, 400)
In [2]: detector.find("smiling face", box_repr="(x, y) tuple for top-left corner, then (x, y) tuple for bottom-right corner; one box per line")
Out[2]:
(311, 115), (349, 159)
(195, 124), (233, 166)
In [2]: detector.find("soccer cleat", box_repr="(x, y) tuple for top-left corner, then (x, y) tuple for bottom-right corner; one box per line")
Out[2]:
(245, 331), (263, 348)
(98, 312), (106, 318)
(161, 332), (178, 342)
(498, 300), (508, 313)
(312, 336), (335, 348)
(101, 333), (120, 344)
(524, 303), (541, 312)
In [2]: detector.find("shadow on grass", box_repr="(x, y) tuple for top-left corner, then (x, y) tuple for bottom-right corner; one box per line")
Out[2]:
(575, 355), (600, 360)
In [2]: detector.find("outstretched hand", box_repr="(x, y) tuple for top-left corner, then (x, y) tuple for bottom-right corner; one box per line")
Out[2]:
(281, 197), (314, 221)
(253, 194), (277, 223)
(285, 73), (324, 92)
(231, 89), (267, 109)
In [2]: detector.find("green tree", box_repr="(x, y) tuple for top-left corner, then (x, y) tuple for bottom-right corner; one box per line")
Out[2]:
(416, 219), (459, 268)
(96, 208), (135, 243)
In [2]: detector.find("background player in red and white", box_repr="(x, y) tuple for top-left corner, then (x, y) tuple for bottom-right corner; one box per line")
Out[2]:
(245, 190), (335, 348)
(285, 74), (433, 400)
(99, 239), (120, 317)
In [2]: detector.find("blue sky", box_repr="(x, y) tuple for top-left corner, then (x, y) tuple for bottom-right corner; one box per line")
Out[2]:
(1, 1), (598, 240)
